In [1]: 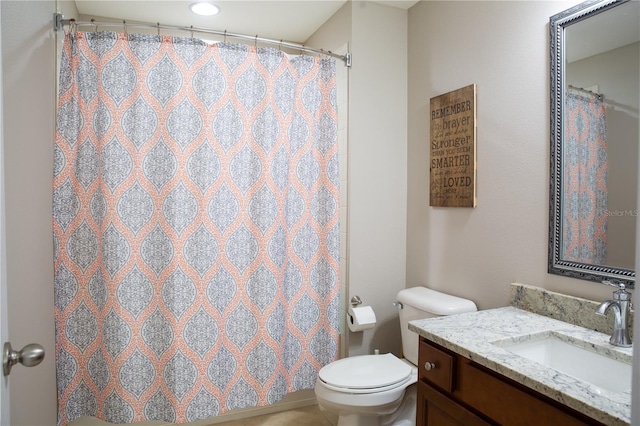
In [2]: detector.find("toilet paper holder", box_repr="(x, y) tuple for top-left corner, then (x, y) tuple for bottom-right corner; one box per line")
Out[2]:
(347, 300), (376, 332)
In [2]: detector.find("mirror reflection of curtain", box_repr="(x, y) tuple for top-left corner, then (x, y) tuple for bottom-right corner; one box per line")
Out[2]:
(563, 88), (608, 264)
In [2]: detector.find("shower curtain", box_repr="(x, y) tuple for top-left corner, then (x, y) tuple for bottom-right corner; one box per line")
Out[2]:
(563, 89), (608, 264)
(53, 31), (340, 425)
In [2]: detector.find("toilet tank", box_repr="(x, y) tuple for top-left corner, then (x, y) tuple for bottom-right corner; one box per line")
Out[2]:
(396, 286), (477, 366)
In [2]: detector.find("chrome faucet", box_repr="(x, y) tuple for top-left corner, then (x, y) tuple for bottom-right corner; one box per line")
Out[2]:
(596, 281), (633, 347)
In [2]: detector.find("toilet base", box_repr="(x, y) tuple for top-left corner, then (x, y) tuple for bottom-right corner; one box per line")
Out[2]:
(321, 384), (416, 426)
(380, 384), (416, 426)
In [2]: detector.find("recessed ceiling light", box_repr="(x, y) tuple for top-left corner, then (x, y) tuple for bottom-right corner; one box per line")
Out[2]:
(189, 2), (220, 16)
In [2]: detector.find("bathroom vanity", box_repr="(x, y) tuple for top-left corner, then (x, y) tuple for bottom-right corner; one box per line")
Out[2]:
(417, 338), (603, 425)
(410, 307), (632, 426)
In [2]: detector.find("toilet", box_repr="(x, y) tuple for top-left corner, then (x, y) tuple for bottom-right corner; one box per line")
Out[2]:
(314, 286), (477, 426)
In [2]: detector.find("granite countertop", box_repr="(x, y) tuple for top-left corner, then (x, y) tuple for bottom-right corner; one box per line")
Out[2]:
(409, 306), (632, 426)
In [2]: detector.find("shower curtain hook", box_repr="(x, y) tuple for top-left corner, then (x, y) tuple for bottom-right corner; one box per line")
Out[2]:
(157, 22), (160, 36)
(91, 18), (97, 32)
(123, 20), (127, 35)
(279, 40), (283, 51)
(254, 35), (258, 48)
(223, 30), (227, 43)
(190, 25), (194, 38)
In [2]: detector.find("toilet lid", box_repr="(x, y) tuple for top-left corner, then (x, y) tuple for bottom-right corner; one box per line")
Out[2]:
(318, 353), (412, 390)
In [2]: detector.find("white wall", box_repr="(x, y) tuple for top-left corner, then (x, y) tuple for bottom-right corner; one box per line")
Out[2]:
(308, 2), (408, 357)
(1, 1), (57, 424)
(407, 0), (617, 309)
(633, 125), (640, 426)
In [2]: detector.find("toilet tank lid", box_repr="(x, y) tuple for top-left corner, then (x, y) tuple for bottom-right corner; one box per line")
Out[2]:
(397, 286), (477, 315)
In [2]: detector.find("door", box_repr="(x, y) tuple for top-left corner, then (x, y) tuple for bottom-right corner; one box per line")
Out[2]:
(0, 1), (58, 424)
(0, 4), (8, 420)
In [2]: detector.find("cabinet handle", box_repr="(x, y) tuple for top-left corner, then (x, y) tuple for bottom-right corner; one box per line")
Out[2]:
(424, 361), (436, 371)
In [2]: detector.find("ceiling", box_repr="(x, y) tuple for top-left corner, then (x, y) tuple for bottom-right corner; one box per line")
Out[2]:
(73, 0), (418, 44)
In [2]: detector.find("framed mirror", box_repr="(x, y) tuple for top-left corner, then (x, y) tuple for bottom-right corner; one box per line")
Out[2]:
(549, 0), (639, 287)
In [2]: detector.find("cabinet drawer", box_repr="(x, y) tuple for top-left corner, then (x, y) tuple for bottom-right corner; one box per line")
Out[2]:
(419, 338), (455, 392)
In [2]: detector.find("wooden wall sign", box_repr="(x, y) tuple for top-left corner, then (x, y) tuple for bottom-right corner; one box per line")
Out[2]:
(429, 84), (477, 207)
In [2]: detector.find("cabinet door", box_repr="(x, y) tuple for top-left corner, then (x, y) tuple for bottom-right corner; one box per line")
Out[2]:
(417, 381), (493, 426)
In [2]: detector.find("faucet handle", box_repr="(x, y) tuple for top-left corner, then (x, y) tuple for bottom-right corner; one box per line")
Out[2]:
(602, 280), (627, 290)
(602, 280), (632, 302)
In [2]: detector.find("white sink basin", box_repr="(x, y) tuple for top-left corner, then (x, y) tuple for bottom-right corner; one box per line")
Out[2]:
(494, 331), (632, 393)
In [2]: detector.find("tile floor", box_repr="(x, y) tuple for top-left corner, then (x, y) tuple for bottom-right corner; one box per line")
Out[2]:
(208, 405), (334, 426)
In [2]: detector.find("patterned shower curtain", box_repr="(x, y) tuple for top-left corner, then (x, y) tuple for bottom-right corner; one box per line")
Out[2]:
(53, 31), (340, 425)
(563, 89), (608, 264)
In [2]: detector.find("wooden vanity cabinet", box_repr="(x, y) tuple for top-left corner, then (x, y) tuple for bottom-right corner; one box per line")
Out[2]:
(417, 337), (605, 426)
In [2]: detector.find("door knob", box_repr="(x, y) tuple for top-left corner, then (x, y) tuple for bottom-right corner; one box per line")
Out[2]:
(3, 342), (45, 376)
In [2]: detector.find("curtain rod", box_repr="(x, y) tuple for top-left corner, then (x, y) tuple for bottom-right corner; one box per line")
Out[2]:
(53, 13), (351, 67)
(567, 85), (604, 101)
(567, 86), (638, 115)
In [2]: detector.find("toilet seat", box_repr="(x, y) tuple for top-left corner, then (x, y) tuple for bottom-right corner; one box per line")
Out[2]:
(318, 374), (414, 394)
(318, 353), (413, 393)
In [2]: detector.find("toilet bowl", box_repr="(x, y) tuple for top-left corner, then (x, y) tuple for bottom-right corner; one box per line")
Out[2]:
(315, 354), (417, 426)
(314, 286), (477, 426)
